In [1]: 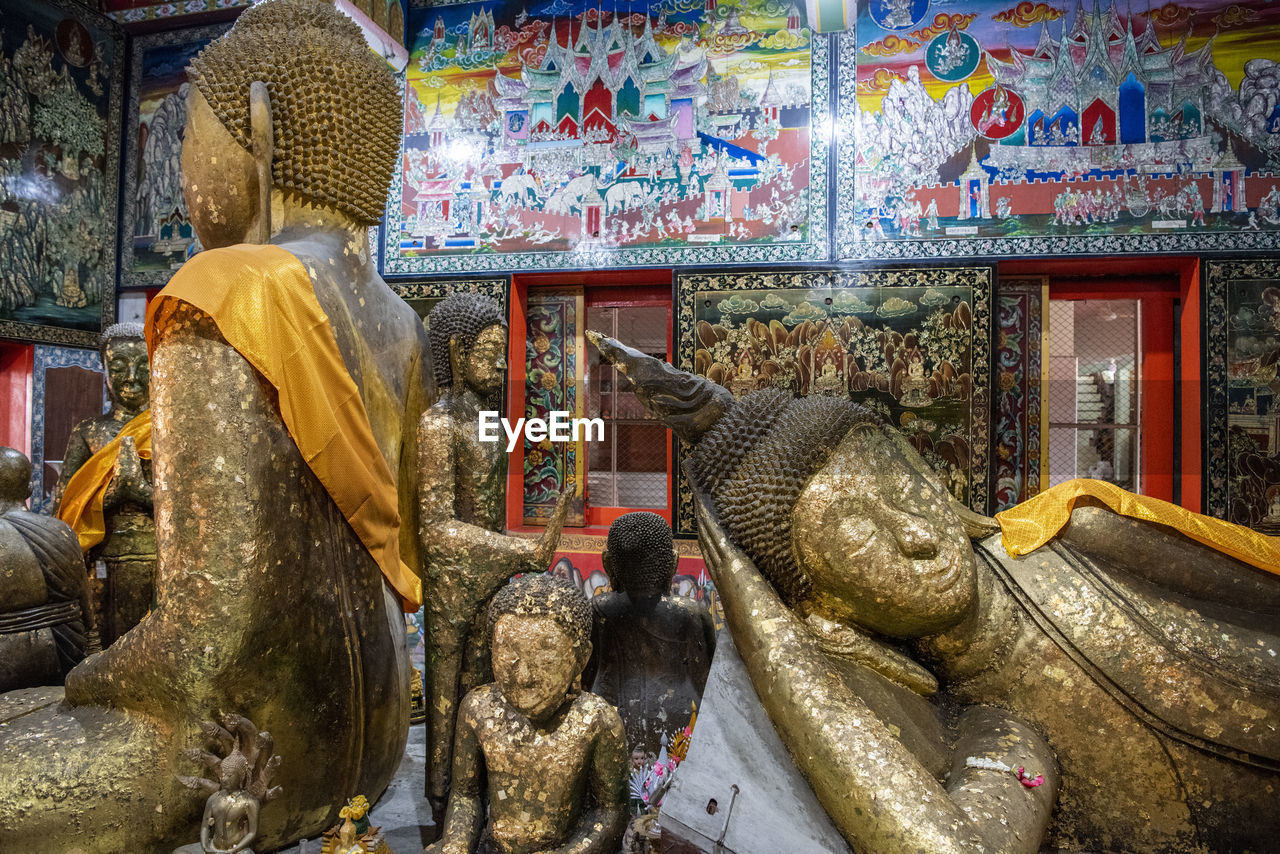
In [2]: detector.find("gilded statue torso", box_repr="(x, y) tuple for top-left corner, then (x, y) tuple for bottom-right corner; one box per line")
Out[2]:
(0, 231), (433, 851)
(437, 397), (505, 532)
(464, 686), (609, 854)
(940, 535), (1280, 852)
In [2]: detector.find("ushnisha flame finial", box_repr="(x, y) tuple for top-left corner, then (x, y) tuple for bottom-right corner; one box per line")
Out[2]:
(587, 330), (734, 444)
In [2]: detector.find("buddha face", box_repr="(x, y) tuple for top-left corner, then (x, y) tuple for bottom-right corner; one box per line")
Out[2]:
(218, 757), (248, 792)
(492, 614), (585, 722)
(181, 87), (259, 249)
(103, 337), (149, 415)
(791, 427), (976, 639)
(460, 324), (507, 398)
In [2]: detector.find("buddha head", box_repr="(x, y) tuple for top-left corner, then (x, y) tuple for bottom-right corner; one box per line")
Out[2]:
(428, 293), (507, 398)
(603, 511), (677, 599)
(218, 747), (250, 793)
(99, 322), (149, 418)
(488, 574), (593, 722)
(182, 0), (401, 247)
(0, 447), (32, 514)
(593, 333), (977, 641)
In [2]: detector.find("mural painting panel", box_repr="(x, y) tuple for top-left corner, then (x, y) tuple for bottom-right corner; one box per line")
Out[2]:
(105, 1), (252, 26)
(386, 0), (828, 274)
(837, 0), (1280, 259)
(994, 276), (1047, 511)
(0, 0), (122, 346)
(1205, 259), (1280, 529)
(524, 289), (586, 525)
(122, 23), (232, 289)
(674, 266), (992, 533)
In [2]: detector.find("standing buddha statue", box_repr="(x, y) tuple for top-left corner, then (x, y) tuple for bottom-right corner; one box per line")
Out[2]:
(54, 321), (155, 647)
(417, 292), (572, 824)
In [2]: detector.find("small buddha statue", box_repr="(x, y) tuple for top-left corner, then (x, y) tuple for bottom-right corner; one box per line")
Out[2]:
(589, 511), (716, 757)
(53, 321), (155, 647)
(0, 447), (89, 692)
(200, 750), (259, 854)
(418, 292), (572, 821)
(429, 574), (628, 854)
(178, 713), (281, 854)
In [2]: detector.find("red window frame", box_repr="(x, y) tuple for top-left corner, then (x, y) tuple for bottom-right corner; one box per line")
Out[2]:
(506, 270), (674, 534)
(1003, 257), (1200, 509)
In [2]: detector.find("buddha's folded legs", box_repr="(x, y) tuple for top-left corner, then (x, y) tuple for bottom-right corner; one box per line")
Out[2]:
(0, 687), (186, 852)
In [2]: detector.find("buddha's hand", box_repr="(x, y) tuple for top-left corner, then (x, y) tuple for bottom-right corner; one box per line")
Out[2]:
(692, 485), (753, 592)
(533, 487), (574, 568)
(106, 436), (152, 508)
(691, 482), (799, 633)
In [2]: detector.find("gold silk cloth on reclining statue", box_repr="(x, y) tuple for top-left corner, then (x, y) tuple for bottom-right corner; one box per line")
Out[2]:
(55, 409), (152, 551)
(996, 477), (1280, 578)
(145, 242), (421, 609)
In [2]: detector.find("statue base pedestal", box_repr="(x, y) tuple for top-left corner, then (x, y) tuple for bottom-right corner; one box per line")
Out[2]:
(658, 635), (852, 854)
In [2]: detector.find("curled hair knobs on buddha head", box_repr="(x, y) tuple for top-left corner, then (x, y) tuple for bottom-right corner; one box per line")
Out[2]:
(428, 293), (507, 389)
(488, 573), (593, 655)
(188, 0), (401, 225)
(605, 512), (676, 598)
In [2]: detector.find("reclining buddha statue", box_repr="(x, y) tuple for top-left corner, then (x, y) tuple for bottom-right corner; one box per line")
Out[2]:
(590, 331), (1280, 854)
(0, 1), (431, 849)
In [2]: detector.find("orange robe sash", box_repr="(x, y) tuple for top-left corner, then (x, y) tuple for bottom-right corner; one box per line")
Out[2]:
(55, 409), (153, 551)
(995, 478), (1280, 578)
(145, 243), (421, 608)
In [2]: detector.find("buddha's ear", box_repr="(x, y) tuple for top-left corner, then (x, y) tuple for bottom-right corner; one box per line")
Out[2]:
(882, 423), (998, 538)
(248, 81), (273, 244)
(448, 335), (465, 384)
(949, 497), (999, 539)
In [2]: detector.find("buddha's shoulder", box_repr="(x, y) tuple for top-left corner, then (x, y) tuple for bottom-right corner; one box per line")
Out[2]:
(460, 683), (503, 716)
(661, 595), (707, 619)
(573, 691), (625, 729)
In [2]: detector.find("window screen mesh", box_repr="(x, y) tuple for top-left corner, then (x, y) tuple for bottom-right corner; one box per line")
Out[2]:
(586, 305), (669, 509)
(1047, 299), (1140, 491)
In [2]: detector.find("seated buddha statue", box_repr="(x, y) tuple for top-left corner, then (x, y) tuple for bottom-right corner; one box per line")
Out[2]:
(430, 574), (628, 854)
(0, 446), (89, 692)
(588, 511), (716, 757)
(590, 330), (1280, 854)
(0, 1), (431, 850)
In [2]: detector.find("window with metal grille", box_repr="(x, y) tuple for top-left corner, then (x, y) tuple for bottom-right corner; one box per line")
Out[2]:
(585, 303), (670, 521)
(1047, 299), (1140, 490)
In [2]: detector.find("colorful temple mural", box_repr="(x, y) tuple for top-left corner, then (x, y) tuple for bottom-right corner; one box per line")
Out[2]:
(122, 24), (230, 288)
(838, 0), (1280, 258)
(0, 0), (121, 346)
(385, 0), (827, 273)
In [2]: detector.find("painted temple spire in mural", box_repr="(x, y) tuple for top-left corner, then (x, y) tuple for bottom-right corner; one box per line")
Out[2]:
(387, 0), (828, 273)
(838, 0), (1280, 258)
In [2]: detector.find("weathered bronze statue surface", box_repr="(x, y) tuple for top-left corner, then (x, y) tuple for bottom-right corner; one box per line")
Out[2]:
(53, 322), (155, 646)
(418, 293), (571, 821)
(0, 447), (89, 692)
(177, 713), (282, 854)
(588, 511), (716, 757)
(592, 331), (1280, 854)
(429, 574), (628, 854)
(0, 2), (428, 850)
